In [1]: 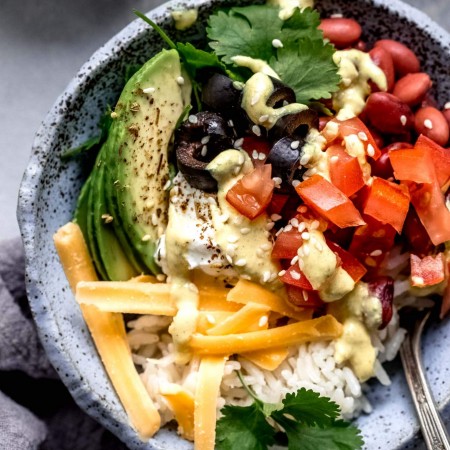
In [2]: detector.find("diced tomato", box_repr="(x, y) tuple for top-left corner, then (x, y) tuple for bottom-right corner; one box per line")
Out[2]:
(333, 117), (382, 160)
(226, 165), (274, 219)
(267, 194), (289, 216)
(324, 226), (354, 249)
(410, 253), (445, 287)
(349, 214), (396, 270)
(440, 257), (450, 319)
(415, 134), (450, 189)
(363, 177), (410, 233)
(295, 207), (329, 232)
(279, 264), (314, 290)
(408, 179), (450, 245)
(326, 240), (367, 282)
(295, 175), (365, 228)
(272, 229), (303, 259)
(285, 284), (324, 308)
(369, 147), (393, 179)
(241, 136), (271, 167)
(389, 147), (435, 184)
(327, 144), (365, 197)
(403, 208), (434, 257)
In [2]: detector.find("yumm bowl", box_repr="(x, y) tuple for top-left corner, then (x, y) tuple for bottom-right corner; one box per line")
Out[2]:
(17, 0), (450, 448)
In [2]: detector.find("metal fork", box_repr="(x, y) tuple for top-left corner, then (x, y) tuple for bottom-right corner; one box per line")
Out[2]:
(399, 308), (450, 450)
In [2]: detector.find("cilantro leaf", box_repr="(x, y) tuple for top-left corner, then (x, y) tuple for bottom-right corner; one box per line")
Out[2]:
(277, 417), (364, 450)
(271, 39), (340, 103)
(215, 404), (275, 450)
(176, 42), (226, 77)
(276, 388), (340, 427)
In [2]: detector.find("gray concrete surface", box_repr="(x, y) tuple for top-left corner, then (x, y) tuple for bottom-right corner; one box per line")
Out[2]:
(0, 0), (449, 240)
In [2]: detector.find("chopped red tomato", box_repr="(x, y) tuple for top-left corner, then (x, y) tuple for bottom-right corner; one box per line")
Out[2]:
(285, 285), (324, 308)
(326, 240), (367, 282)
(241, 136), (271, 167)
(349, 214), (396, 270)
(272, 229), (303, 259)
(226, 164), (274, 219)
(279, 264), (314, 290)
(327, 117), (382, 160)
(363, 177), (410, 233)
(295, 175), (365, 228)
(415, 134), (450, 189)
(403, 208), (434, 257)
(410, 253), (445, 287)
(440, 257), (450, 319)
(408, 179), (450, 245)
(267, 194), (289, 216)
(389, 147), (435, 184)
(327, 144), (365, 197)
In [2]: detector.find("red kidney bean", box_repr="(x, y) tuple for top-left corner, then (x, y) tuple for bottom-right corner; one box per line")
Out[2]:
(319, 18), (362, 48)
(374, 39), (420, 77)
(415, 106), (450, 146)
(383, 142), (414, 151)
(369, 47), (395, 92)
(370, 148), (393, 179)
(443, 107), (450, 129)
(392, 73), (432, 106)
(364, 92), (414, 134)
(368, 276), (394, 330)
(368, 127), (385, 149)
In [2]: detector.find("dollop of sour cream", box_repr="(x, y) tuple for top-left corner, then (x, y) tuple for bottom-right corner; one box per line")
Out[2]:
(171, 9), (198, 30)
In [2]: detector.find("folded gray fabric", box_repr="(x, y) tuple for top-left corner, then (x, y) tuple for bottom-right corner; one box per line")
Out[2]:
(0, 238), (127, 450)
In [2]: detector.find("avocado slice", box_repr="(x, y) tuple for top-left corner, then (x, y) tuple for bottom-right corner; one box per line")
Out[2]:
(92, 159), (139, 281)
(105, 49), (191, 274)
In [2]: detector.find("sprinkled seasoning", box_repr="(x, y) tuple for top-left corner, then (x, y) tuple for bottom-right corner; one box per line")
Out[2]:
(143, 87), (155, 94)
(252, 125), (262, 136)
(272, 38), (283, 48)
(188, 115), (198, 124)
(290, 140), (300, 149)
(234, 138), (244, 148)
(176, 76), (185, 85)
(400, 115), (407, 126)
(367, 144), (375, 157)
(424, 119), (433, 130)
(292, 179), (301, 187)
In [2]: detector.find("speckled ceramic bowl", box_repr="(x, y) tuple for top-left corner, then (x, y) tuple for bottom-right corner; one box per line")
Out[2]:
(18, 0), (450, 448)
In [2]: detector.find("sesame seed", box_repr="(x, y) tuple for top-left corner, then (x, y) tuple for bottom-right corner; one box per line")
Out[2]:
(278, 270), (286, 277)
(252, 149), (259, 159)
(234, 138), (244, 148)
(170, 196), (179, 204)
(220, 213), (230, 223)
(234, 166), (241, 175)
(290, 140), (300, 149)
(201, 136), (210, 145)
(176, 76), (185, 85)
(240, 227), (251, 235)
(226, 254), (233, 264)
(232, 81), (244, 90)
(298, 259), (305, 271)
(310, 220), (320, 230)
(238, 153), (245, 165)
(264, 231), (271, 238)
(206, 314), (216, 324)
(259, 315), (268, 327)
(258, 152), (266, 161)
(367, 144), (375, 157)
(330, 155), (339, 163)
(261, 243), (272, 251)
(365, 257), (377, 267)
(290, 218), (299, 227)
(227, 244), (237, 256)
(300, 153), (311, 165)
(262, 271), (271, 282)
(331, 13), (343, 18)
(235, 258), (247, 267)
(400, 115), (407, 126)
(188, 115), (198, 124)
(252, 125), (262, 136)
(141, 234), (151, 241)
(271, 214), (282, 222)
(227, 234), (239, 243)
(265, 222), (275, 231)
(272, 177), (282, 188)
(292, 179), (301, 187)
(259, 114), (269, 123)
(233, 215), (244, 225)
(411, 275), (424, 285)
(272, 38), (283, 48)
(315, 241), (323, 251)
(201, 145), (208, 157)
(143, 87), (155, 94)
(251, 93), (261, 106)
(445, 102), (450, 110)
(306, 167), (317, 176)
(110, 111), (118, 119)
(370, 249), (382, 256)
(163, 179), (171, 190)
(357, 131), (368, 141)
(256, 248), (264, 257)
(101, 214), (114, 223)
(156, 274), (166, 282)
(303, 291), (309, 301)
(301, 231), (310, 240)
(291, 270), (301, 280)
(151, 213), (158, 226)
(424, 119), (433, 130)
(291, 255), (299, 265)
(302, 244), (310, 256)
(284, 224), (293, 232)
(275, 228), (283, 237)
(228, 119), (234, 127)
(207, 196), (216, 205)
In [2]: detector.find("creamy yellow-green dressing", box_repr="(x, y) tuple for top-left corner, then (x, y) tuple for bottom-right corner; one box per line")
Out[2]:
(231, 56), (280, 79)
(171, 9), (198, 30)
(241, 72), (309, 130)
(332, 49), (387, 120)
(267, 0), (315, 20)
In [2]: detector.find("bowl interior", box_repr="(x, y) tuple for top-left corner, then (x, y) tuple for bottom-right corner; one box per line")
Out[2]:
(18, 0), (450, 449)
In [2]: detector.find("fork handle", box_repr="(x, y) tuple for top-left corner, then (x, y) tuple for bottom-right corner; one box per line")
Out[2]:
(400, 312), (450, 450)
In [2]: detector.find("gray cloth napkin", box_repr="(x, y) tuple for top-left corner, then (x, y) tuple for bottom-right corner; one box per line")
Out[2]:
(0, 238), (127, 450)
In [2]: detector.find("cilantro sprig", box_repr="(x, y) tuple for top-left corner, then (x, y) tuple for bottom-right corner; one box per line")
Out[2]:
(216, 372), (364, 450)
(207, 5), (341, 103)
